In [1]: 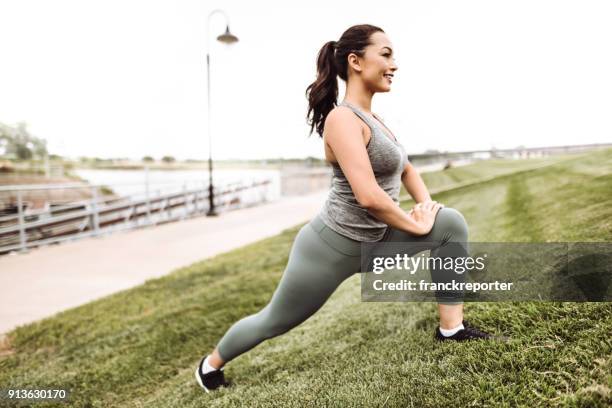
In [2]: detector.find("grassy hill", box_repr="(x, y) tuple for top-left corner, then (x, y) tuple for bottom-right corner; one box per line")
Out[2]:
(1, 149), (611, 407)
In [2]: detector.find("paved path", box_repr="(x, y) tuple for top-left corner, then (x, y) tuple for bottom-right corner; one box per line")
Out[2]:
(0, 191), (329, 334)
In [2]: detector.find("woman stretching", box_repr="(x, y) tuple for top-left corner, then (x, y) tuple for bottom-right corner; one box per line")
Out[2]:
(196, 24), (503, 392)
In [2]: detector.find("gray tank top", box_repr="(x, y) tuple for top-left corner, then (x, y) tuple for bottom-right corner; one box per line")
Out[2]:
(318, 101), (409, 242)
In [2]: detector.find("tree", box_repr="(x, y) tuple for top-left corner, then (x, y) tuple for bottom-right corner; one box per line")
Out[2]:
(0, 121), (48, 160)
(161, 155), (175, 163)
(142, 156), (155, 162)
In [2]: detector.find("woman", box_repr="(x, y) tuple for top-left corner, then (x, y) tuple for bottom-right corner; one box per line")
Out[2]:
(196, 24), (502, 393)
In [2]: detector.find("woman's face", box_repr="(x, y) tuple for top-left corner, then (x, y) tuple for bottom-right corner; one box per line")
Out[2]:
(350, 31), (398, 93)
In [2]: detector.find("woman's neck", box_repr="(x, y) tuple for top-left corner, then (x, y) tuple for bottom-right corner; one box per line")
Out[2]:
(342, 89), (373, 113)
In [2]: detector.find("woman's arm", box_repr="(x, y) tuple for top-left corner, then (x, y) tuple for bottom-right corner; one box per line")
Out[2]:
(324, 108), (440, 236)
(401, 161), (432, 203)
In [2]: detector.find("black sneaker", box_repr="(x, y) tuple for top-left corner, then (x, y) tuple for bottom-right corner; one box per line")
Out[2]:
(434, 320), (509, 342)
(195, 355), (231, 392)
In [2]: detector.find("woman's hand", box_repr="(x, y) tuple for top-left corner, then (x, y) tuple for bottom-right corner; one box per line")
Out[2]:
(408, 200), (444, 235)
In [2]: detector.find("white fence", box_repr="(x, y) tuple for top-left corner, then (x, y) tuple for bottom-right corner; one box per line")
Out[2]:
(0, 179), (273, 256)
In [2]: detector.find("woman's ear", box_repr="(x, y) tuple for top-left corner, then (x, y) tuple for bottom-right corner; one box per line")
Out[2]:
(347, 53), (362, 73)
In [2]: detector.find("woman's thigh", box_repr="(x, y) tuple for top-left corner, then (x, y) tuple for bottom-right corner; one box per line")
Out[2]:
(263, 221), (362, 327)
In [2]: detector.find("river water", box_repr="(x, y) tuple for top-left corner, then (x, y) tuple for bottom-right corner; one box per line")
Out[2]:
(72, 158), (473, 203)
(73, 168), (282, 202)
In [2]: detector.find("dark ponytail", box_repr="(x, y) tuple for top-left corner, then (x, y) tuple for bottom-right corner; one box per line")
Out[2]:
(305, 24), (384, 137)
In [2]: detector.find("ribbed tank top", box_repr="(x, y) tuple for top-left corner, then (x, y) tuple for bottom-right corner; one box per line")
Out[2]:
(318, 101), (409, 242)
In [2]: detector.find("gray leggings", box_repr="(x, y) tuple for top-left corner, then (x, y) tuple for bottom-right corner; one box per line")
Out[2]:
(216, 207), (469, 362)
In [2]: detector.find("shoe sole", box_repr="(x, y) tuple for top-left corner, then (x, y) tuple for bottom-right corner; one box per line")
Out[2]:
(195, 366), (211, 393)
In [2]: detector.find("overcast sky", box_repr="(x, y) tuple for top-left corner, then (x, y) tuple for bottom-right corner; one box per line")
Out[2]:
(1, 0), (610, 161)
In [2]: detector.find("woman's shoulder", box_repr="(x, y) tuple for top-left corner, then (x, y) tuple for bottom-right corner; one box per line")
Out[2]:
(325, 105), (366, 133)
(323, 105), (370, 151)
(327, 104), (356, 120)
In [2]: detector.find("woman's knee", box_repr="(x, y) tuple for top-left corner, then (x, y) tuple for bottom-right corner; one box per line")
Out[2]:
(435, 207), (468, 239)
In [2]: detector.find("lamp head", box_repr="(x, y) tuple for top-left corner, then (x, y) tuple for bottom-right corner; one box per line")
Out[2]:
(217, 25), (239, 44)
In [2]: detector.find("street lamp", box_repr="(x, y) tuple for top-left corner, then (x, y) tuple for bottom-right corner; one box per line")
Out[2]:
(205, 9), (239, 216)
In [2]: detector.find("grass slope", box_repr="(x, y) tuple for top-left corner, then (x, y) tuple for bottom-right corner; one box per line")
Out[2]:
(1, 149), (611, 407)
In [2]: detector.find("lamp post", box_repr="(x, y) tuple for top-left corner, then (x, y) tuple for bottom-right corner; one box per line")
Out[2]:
(205, 9), (239, 216)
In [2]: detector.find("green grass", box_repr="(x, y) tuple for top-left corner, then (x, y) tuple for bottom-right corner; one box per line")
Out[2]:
(400, 153), (583, 198)
(1, 149), (611, 407)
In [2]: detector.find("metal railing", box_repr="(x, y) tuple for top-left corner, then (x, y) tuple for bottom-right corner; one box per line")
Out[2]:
(0, 179), (273, 255)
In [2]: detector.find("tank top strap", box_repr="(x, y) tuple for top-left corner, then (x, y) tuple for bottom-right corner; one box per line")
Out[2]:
(338, 101), (377, 130)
